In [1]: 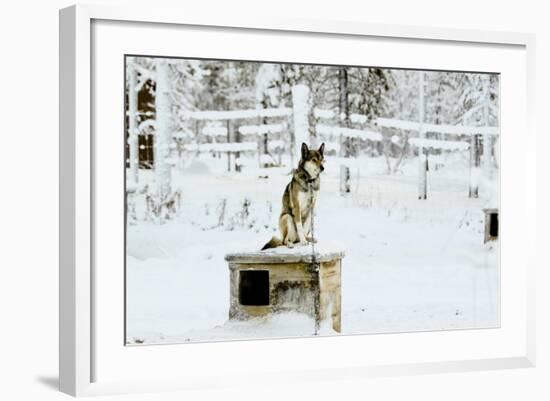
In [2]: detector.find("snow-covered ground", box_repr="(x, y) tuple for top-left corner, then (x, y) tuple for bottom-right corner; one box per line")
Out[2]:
(126, 152), (499, 344)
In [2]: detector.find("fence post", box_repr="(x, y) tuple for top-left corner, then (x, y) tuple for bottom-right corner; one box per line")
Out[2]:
(418, 71), (427, 200)
(469, 134), (481, 198)
(418, 150), (428, 200)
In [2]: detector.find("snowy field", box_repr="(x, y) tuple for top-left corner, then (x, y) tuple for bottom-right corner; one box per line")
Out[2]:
(125, 152), (499, 344)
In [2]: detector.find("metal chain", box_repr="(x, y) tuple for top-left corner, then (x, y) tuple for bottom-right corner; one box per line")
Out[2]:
(309, 182), (320, 335)
(309, 182), (316, 263)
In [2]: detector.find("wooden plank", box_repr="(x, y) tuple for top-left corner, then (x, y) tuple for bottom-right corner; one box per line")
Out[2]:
(225, 250), (345, 264)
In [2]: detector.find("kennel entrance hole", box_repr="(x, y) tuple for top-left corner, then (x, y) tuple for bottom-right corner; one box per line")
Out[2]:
(239, 270), (269, 306)
(483, 208), (499, 243)
(489, 213), (498, 237)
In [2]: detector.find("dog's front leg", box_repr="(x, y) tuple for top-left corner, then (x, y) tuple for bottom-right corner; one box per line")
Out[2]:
(303, 212), (313, 241)
(295, 221), (307, 246)
(291, 204), (308, 246)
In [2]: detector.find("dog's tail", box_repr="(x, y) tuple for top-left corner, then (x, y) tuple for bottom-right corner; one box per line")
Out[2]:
(261, 236), (282, 250)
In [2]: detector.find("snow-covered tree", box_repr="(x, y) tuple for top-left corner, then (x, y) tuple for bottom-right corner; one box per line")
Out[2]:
(125, 57), (156, 176)
(170, 59), (205, 130)
(201, 60), (259, 111)
(457, 73), (499, 174)
(383, 69), (419, 121)
(348, 67), (390, 120)
(347, 67), (391, 173)
(255, 63), (282, 164)
(425, 71), (462, 127)
(291, 84), (311, 163)
(199, 61), (262, 170)
(126, 58), (139, 184)
(376, 69), (417, 173)
(154, 58), (172, 199)
(457, 73), (499, 126)
(282, 64), (332, 147)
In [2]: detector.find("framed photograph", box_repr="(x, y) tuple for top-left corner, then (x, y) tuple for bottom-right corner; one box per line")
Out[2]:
(59, 4), (536, 396)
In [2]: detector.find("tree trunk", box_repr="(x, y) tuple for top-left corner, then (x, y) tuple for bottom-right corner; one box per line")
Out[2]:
(418, 150), (428, 200)
(257, 115), (263, 168)
(261, 99), (269, 167)
(418, 71), (427, 200)
(307, 104), (318, 148)
(127, 61), (139, 184)
(392, 132), (410, 173)
(226, 119), (231, 172)
(154, 58), (172, 198)
(235, 124), (241, 171)
(482, 80), (492, 175)
(338, 67), (351, 194)
(291, 84), (310, 163)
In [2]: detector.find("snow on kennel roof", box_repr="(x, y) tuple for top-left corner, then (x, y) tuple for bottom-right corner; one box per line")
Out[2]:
(409, 138), (470, 151)
(226, 243), (345, 264)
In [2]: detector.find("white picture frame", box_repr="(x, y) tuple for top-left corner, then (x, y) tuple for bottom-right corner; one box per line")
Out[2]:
(59, 3), (536, 397)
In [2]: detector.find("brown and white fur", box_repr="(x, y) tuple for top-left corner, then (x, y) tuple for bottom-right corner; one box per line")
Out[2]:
(262, 142), (325, 250)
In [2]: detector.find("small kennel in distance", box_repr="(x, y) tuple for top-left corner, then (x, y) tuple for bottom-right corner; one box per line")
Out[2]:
(225, 249), (344, 333)
(483, 208), (499, 243)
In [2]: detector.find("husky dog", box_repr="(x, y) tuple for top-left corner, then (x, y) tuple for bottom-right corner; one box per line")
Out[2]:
(262, 142), (325, 250)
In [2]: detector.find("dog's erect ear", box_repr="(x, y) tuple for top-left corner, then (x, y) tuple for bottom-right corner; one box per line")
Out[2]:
(301, 143), (309, 158)
(319, 142), (325, 156)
